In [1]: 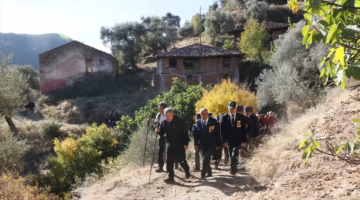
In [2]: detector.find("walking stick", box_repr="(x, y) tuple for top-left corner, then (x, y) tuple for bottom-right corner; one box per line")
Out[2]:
(149, 131), (158, 183)
(143, 121), (150, 167)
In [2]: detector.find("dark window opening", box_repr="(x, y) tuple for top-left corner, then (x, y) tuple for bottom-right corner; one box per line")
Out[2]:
(186, 75), (192, 79)
(99, 59), (104, 66)
(224, 74), (231, 79)
(223, 57), (231, 68)
(169, 58), (177, 68)
(184, 58), (200, 69)
(85, 59), (93, 76)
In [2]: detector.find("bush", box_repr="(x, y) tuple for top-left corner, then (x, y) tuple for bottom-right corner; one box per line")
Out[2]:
(244, 0), (269, 22)
(0, 171), (56, 200)
(222, 40), (233, 49)
(177, 23), (194, 37)
(44, 124), (124, 195)
(267, 6), (303, 24)
(43, 122), (62, 139)
(204, 10), (235, 44)
(195, 79), (258, 116)
(0, 134), (30, 172)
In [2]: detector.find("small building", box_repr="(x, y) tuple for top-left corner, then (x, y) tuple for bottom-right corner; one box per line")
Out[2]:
(39, 41), (118, 94)
(228, 21), (289, 48)
(155, 43), (244, 90)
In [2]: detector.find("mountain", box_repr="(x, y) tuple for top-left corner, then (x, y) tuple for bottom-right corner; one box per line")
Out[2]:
(0, 33), (73, 70)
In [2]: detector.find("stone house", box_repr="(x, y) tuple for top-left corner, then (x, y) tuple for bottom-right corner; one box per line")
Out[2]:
(39, 41), (118, 94)
(228, 21), (289, 48)
(154, 43), (244, 90)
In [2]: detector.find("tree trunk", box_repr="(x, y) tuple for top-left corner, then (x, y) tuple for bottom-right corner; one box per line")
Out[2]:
(5, 116), (18, 136)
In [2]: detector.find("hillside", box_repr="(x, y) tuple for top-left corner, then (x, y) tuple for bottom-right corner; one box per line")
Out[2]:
(73, 84), (360, 200)
(0, 33), (72, 70)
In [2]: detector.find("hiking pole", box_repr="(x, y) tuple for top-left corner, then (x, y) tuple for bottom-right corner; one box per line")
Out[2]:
(143, 121), (150, 167)
(149, 130), (158, 183)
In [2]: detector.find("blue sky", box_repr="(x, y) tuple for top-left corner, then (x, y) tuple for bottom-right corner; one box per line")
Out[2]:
(0, 0), (215, 53)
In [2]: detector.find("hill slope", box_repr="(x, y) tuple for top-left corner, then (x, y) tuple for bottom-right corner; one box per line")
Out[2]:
(0, 33), (72, 70)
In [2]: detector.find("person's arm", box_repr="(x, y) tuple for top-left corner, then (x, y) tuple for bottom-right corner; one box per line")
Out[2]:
(181, 120), (190, 146)
(158, 122), (165, 136)
(191, 124), (199, 147)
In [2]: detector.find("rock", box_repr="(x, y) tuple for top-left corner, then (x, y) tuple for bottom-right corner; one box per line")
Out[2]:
(323, 175), (330, 181)
(320, 191), (327, 198)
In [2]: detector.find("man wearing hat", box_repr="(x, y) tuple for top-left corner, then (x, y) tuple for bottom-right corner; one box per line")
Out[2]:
(220, 101), (254, 174)
(246, 106), (260, 139)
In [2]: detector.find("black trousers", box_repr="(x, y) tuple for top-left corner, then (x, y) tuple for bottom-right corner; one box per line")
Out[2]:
(214, 146), (230, 166)
(228, 145), (240, 172)
(158, 146), (165, 168)
(201, 145), (214, 176)
(166, 147), (189, 178)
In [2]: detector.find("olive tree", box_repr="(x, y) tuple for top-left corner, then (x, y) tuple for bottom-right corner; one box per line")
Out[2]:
(243, 0), (269, 22)
(204, 10), (235, 44)
(0, 54), (29, 134)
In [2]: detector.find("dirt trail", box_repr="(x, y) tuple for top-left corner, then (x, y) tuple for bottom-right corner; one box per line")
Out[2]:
(75, 161), (265, 200)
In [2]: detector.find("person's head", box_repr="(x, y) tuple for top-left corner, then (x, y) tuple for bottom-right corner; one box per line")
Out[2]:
(164, 108), (174, 122)
(200, 108), (209, 121)
(245, 106), (253, 116)
(228, 101), (237, 115)
(158, 102), (167, 114)
(237, 105), (244, 115)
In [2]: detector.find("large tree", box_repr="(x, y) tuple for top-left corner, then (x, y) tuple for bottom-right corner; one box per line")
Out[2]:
(0, 54), (30, 134)
(243, 0), (269, 22)
(141, 16), (178, 55)
(100, 22), (145, 70)
(191, 14), (206, 36)
(18, 65), (40, 91)
(162, 12), (181, 28)
(204, 10), (235, 44)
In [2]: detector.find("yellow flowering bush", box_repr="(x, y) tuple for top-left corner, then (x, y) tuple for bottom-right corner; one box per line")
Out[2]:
(195, 79), (258, 117)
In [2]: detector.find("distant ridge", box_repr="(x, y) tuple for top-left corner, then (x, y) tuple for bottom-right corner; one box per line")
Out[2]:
(0, 33), (73, 70)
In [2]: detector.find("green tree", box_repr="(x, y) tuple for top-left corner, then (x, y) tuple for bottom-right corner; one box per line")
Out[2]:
(18, 65), (40, 90)
(141, 16), (178, 55)
(209, 2), (219, 12)
(222, 40), (233, 49)
(289, 0), (360, 89)
(244, 0), (269, 22)
(162, 12), (181, 28)
(238, 19), (269, 62)
(0, 54), (29, 134)
(100, 22), (145, 71)
(204, 10), (235, 44)
(191, 14), (206, 36)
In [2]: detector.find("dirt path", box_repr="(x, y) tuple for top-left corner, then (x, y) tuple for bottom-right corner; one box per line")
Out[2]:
(75, 161), (265, 200)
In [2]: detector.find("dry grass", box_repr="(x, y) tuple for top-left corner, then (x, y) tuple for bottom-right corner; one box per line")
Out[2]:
(247, 87), (355, 183)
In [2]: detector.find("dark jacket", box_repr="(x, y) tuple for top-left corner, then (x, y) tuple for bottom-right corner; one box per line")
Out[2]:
(192, 117), (221, 149)
(249, 114), (260, 138)
(220, 113), (254, 146)
(158, 115), (190, 149)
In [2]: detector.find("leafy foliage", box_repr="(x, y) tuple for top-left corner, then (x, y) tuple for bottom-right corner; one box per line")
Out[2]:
(101, 22), (145, 70)
(0, 171), (56, 200)
(0, 134), (30, 172)
(289, 0), (360, 89)
(191, 14), (206, 36)
(161, 12), (181, 27)
(18, 65), (41, 91)
(204, 10), (235, 44)
(177, 21), (194, 37)
(44, 124), (124, 195)
(43, 122), (62, 139)
(238, 19), (269, 62)
(244, 0), (269, 22)
(134, 78), (203, 128)
(195, 79), (258, 117)
(222, 40), (233, 49)
(209, 2), (219, 12)
(141, 16), (178, 55)
(256, 21), (327, 114)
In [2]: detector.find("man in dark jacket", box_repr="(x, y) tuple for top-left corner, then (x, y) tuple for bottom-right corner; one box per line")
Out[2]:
(221, 101), (254, 174)
(245, 107), (260, 139)
(192, 108), (221, 178)
(156, 108), (191, 183)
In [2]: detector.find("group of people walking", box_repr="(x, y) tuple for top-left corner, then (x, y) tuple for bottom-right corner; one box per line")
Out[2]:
(104, 111), (120, 127)
(148, 100), (276, 183)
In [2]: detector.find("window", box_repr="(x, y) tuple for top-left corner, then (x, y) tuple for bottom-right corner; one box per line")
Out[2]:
(99, 59), (104, 66)
(169, 58), (177, 68)
(184, 58), (200, 69)
(223, 57), (231, 68)
(85, 59), (93, 76)
(186, 75), (192, 79)
(224, 74), (231, 79)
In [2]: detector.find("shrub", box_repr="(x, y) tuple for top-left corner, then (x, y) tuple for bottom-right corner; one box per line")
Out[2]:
(195, 79), (258, 116)
(222, 40), (233, 49)
(0, 171), (56, 200)
(0, 134), (30, 172)
(177, 23), (193, 37)
(44, 124), (123, 195)
(43, 122), (62, 139)
(191, 14), (205, 36)
(243, 0), (269, 22)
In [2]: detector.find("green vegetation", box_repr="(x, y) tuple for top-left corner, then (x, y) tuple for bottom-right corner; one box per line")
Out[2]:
(204, 10), (235, 45)
(289, 0), (360, 89)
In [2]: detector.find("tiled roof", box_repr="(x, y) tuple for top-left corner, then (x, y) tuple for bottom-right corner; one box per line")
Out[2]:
(228, 21), (289, 33)
(157, 43), (244, 58)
